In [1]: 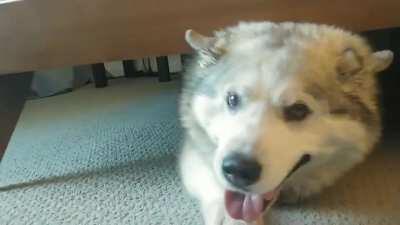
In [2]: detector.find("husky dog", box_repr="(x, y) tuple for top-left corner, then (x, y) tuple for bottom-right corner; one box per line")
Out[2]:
(179, 22), (393, 225)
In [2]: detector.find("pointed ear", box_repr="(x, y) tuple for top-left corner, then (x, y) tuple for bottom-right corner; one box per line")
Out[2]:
(370, 50), (393, 72)
(336, 48), (362, 81)
(185, 29), (226, 68)
(185, 29), (216, 51)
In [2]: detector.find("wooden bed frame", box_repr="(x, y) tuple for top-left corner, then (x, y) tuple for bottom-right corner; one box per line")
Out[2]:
(1, 0), (400, 75)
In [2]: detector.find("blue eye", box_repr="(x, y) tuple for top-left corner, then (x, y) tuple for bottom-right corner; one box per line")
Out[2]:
(226, 92), (240, 110)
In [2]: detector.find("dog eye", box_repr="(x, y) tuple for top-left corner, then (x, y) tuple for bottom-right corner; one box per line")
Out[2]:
(284, 103), (311, 121)
(226, 92), (240, 110)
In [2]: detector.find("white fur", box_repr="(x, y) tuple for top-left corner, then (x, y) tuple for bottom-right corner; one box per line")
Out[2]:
(179, 21), (392, 225)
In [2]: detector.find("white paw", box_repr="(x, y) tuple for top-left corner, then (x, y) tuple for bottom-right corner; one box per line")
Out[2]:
(221, 216), (253, 225)
(222, 217), (242, 225)
(202, 203), (226, 225)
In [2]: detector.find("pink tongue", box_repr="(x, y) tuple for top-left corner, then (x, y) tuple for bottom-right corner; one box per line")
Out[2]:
(225, 191), (266, 222)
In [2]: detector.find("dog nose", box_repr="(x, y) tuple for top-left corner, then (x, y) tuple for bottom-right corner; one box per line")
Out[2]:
(222, 154), (261, 188)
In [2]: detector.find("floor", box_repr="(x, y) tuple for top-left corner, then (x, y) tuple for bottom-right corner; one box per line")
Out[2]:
(0, 77), (399, 225)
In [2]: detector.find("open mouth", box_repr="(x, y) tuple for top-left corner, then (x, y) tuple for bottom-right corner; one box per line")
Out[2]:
(224, 188), (281, 222)
(224, 154), (311, 222)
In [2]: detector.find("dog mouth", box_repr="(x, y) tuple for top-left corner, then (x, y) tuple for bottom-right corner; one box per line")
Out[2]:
(223, 154), (311, 222)
(224, 187), (281, 222)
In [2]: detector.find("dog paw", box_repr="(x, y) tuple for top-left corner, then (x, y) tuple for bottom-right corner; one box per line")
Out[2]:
(221, 216), (263, 225)
(221, 217), (248, 225)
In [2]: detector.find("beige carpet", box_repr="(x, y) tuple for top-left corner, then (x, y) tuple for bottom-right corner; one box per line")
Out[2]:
(0, 77), (399, 225)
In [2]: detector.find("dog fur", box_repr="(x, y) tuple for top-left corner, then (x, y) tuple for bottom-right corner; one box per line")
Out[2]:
(178, 21), (393, 225)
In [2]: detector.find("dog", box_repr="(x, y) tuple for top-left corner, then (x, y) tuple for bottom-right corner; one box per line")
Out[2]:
(178, 21), (393, 225)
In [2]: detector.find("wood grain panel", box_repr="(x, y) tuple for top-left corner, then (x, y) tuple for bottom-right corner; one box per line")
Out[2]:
(0, 0), (399, 74)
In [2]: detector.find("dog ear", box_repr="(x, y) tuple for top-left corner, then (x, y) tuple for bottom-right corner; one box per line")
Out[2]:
(337, 48), (394, 81)
(336, 48), (363, 81)
(185, 29), (226, 67)
(185, 29), (217, 51)
(370, 50), (393, 73)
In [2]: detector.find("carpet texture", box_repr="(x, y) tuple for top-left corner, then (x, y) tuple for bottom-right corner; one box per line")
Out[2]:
(0, 77), (399, 225)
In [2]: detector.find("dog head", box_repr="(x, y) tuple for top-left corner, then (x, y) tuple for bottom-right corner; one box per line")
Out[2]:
(181, 22), (392, 196)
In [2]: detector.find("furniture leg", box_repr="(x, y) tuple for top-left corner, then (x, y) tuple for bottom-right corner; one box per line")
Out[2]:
(91, 63), (108, 88)
(156, 56), (171, 82)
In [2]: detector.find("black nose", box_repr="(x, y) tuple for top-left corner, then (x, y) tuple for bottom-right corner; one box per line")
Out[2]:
(222, 154), (262, 188)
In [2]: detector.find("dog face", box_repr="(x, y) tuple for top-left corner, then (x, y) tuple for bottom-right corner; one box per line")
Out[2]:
(182, 22), (392, 195)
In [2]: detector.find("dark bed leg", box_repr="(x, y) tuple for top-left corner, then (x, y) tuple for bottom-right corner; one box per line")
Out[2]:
(123, 60), (141, 78)
(156, 56), (171, 82)
(0, 72), (33, 161)
(91, 63), (108, 88)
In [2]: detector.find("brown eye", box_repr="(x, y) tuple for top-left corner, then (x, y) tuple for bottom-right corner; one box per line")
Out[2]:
(284, 103), (312, 121)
